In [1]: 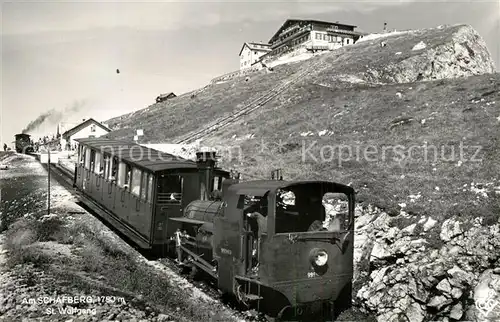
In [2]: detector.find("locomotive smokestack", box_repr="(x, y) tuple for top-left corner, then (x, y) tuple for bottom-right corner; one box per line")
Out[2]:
(196, 151), (216, 201)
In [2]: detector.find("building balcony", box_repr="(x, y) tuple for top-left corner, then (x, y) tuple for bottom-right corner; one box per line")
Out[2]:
(270, 28), (310, 49)
(326, 28), (361, 36)
(278, 24), (300, 38)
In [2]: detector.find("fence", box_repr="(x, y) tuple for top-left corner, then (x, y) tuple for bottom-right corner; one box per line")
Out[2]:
(210, 66), (261, 84)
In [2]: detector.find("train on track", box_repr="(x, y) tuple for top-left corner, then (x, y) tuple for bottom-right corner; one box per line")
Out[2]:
(14, 133), (34, 153)
(73, 137), (355, 320)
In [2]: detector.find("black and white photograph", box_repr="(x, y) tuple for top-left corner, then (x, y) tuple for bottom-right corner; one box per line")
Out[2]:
(1, 0), (499, 321)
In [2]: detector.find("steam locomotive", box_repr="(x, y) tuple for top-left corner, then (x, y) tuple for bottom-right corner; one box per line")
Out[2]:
(15, 133), (34, 153)
(74, 137), (355, 320)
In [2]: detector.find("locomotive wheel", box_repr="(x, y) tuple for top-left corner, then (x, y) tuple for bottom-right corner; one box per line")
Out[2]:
(235, 284), (250, 308)
(266, 305), (289, 321)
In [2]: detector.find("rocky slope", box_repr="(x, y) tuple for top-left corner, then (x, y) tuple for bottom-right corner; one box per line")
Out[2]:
(353, 204), (500, 322)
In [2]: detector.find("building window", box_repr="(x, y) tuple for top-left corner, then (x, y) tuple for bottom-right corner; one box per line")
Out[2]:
(90, 125), (96, 133)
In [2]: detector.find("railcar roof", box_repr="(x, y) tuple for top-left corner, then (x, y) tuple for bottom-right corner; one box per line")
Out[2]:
(229, 180), (354, 196)
(75, 137), (225, 173)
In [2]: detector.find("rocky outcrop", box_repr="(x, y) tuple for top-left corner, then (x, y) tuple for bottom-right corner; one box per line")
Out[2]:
(353, 204), (500, 321)
(360, 25), (496, 84)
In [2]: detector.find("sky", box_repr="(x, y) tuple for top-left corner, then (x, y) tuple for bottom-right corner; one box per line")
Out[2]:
(1, 0), (499, 146)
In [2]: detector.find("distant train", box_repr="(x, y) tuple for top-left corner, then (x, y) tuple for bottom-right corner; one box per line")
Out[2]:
(14, 134), (34, 153)
(73, 137), (355, 320)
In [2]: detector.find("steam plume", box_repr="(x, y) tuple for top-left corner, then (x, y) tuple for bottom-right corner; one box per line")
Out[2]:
(21, 100), (87, 134)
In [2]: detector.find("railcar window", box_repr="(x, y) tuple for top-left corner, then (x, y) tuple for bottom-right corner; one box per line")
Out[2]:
(240, 194), (268, 215)
(125, 164), (132, 188)
(111, 157), (118, 180)
(274, 188), (351, 234)
(157, 175), (183, 204)
(322, 193), (350, 232)
(79, 146), (85, 164)
(103, 155), (110, 179)
(117, 162), (126, 187)
(84, 148), (91, 169)
(147, 175), (154, 203)
(94, 152), (102, 174)
(141, 172), (148, 200)
(213, 176), (220, 191)
(131, 168), (142, 196)
(90, 150), (96, 172)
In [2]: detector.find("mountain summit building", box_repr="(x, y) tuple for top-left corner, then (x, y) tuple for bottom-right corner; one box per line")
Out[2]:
(239, 19), (365, 70)
(239, 42), (272, 70)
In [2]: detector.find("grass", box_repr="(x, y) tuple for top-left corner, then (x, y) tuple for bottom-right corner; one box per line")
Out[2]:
(3, 212), (239, 322)
(106, 63), (300, 143)
(207, 74), (500, 224)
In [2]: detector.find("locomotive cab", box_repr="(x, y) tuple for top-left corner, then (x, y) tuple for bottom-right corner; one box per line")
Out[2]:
(213, 180), (355, 319)
(15, 134), (34, 154)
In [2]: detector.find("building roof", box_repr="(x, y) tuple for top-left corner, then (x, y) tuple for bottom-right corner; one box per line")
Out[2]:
(74, 137), (229, 174)
(269, 19), (358, 44)
(62, 118), (111, 140)
(157, 92), (176, 99)
(238, 42), (272, 56)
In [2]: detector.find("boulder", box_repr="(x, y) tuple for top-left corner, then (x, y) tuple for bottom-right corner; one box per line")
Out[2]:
(405, 302), (426, 322)
(423, 217), (437, 231)
(371, 241), (392, 261)
(436, 278), (453, 295)
(408, 277), (429, 303)
(447, 266), (475, 288)
(427, 295), (452, 310)
(473, 270), (500, 321)
(449, 302), (464, 320)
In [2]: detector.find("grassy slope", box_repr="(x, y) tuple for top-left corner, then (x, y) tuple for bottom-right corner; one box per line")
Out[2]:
(106, 24), (493, 143)
(106, 64), (300, 142)
(209, 73), (500, 220)
(106, 24), (499, 220)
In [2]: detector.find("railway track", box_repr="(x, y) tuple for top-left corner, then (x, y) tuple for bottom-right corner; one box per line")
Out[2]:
(175, 53), (330, 145)
(42, 161), (269, 321)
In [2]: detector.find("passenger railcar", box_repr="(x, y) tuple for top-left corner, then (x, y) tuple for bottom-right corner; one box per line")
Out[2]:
(73, 138), (355, 320)
(15, 133), (34, 153)
(73, 138), (230, 251)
